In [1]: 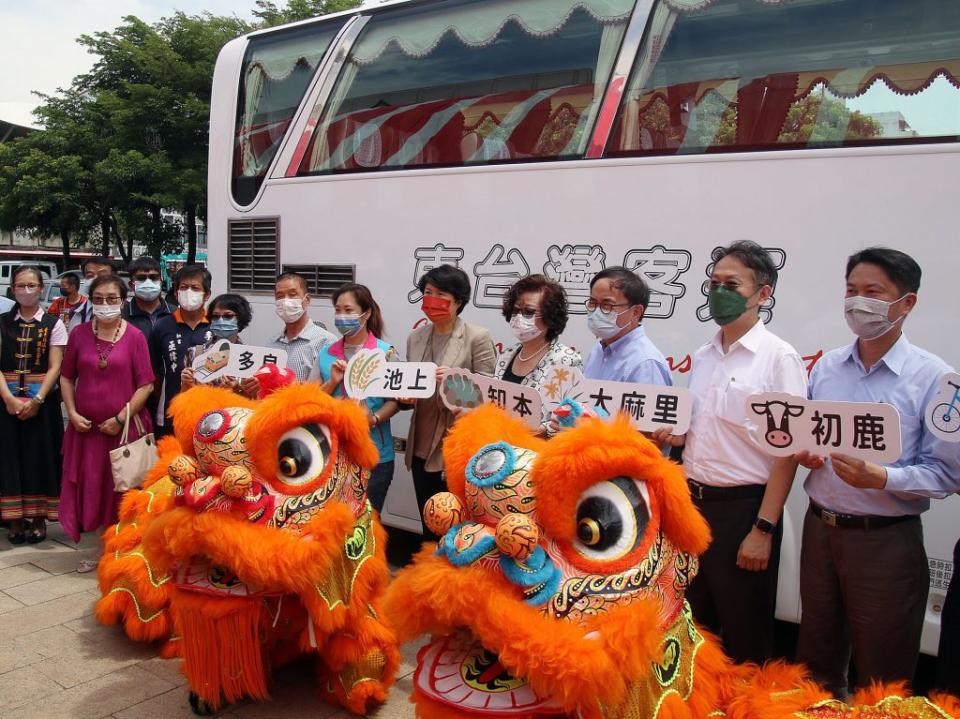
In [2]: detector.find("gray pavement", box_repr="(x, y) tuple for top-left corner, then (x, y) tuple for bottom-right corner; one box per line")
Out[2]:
(0, 524), (420, 719)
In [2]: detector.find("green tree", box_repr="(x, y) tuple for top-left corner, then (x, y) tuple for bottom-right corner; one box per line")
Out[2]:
(253, 0), (361, 25)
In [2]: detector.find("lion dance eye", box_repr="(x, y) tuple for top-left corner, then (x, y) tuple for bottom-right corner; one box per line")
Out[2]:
(573, 477), (651, 561)
(276, 424), (331, 486)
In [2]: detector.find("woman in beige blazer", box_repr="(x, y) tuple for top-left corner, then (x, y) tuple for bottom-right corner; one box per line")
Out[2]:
(405, 265), (495, 535)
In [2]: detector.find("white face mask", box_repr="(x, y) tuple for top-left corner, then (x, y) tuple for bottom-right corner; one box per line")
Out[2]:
(586, 306), (632, 340)
(510, 313), (543, 343)
(13, 287), (40, 308)
(276, 298), (305, 324)
(92, 303), (122, 321)
(177, 289), (205, 312)
(844, 294), (909, 341)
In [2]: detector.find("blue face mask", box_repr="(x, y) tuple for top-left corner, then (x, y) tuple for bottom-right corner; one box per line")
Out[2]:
(210, 318), (239, 339)
(334, 313), (366, 337)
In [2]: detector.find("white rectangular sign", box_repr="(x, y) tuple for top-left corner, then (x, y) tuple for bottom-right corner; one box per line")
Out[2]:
(191, 342), (288, 383)
(747, 392), (902, 463)
(539, 367), (692, 434)
(925, 372), (960, 442)
(439, 369), (543, 428)
(343, 348), (437, 400)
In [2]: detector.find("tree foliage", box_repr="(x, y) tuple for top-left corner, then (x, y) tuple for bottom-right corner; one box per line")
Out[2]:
(0, 0), (360, 266)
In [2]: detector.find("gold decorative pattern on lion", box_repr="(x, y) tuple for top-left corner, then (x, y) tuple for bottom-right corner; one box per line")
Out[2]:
(96, 384), (399, 715)
(383, 404), (959, 719)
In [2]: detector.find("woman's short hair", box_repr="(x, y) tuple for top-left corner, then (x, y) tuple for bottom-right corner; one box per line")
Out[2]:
(208, 293), (252, 332)
(88, 274), (128, 301)
(500, 274), (569, 341)
(417, 265), (471, 315)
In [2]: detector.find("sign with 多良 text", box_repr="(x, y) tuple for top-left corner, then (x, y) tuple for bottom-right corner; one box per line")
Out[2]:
(191, 343), (287, 383)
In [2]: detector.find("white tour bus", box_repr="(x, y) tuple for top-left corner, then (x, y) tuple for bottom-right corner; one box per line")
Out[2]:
(206, 0), (960, 652)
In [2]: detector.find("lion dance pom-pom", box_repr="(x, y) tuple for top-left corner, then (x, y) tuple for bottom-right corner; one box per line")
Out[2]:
(384, 403), (959, 719)
(95, 384), (399, 715)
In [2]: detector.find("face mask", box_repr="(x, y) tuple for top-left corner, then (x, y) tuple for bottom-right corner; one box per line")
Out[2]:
(134, 279), (162, 302)
(510, 313), (543, 343)
(178, 289), (205, 312)
(587, 306), (633, 340)
(80, 279), (92, 296)
(334, 313), (366, 337)
(210, 317), (239, 339)
(844, 294), (909, 340)
(422, 295), (453, 323)
(707, 285), (758, 326)
(92, 304), (122, 321)
(13, 287), (40, 307)
(276, 298), (305, 323)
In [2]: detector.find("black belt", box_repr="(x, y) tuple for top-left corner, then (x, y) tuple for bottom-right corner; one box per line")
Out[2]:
(809, 501), (916, 530)
(687, 479), (765, 501)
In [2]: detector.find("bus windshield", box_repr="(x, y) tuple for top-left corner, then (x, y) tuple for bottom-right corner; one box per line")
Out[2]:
(607, 0), (960, 156)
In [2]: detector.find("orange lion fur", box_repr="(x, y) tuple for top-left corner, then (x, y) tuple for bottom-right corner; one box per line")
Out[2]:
(532, 414), (710, 558)
(245, 382), (380, 474)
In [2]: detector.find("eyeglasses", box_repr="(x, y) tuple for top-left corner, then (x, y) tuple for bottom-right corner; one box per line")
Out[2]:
(211, 313), (237, 320)
(708, 280), (765, 293)
(585, 299), (631, 315)
(511, 307), (541, 320)
(13, 284), (41, 291)
(91, 295), (123, 305)
(133, 273), (161, 282)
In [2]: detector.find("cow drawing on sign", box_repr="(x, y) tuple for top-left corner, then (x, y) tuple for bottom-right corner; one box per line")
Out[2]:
(750, 400), (805, 449)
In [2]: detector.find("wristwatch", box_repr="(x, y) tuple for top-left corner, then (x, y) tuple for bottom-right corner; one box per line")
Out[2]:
(31, 394), (45, 405)
(754, 517), (776, 535)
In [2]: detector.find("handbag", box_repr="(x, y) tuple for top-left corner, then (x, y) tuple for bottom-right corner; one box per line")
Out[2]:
(109, 402), (158, 492)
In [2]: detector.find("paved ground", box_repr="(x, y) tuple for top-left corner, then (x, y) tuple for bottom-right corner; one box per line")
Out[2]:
(0, 524), (421, 719)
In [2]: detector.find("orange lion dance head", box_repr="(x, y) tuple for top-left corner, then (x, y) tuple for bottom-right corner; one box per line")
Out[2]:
(96, 384), (399, 715)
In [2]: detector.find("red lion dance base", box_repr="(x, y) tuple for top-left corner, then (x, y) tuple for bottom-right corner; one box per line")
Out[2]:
(384, 405), (959, 719)
(95, 384), (399, 715)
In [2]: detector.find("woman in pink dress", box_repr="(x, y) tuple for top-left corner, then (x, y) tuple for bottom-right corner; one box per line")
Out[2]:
(60, 275), (155, 572)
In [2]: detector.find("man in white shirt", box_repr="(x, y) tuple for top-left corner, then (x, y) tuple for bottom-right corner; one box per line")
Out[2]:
(655, 240), (807, 663)
(265, 273), (336, 382)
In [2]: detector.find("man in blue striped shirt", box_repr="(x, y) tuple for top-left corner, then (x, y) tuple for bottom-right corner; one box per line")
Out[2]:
(794, 247), (960, 696)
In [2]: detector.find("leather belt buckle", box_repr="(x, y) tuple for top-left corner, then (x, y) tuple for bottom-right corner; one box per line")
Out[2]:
(821, 509), (838, 527)
(689, 481), (703, 500)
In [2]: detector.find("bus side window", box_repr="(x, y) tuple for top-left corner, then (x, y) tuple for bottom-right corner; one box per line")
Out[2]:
(233, 18), (349, 206)
(296, 0), (636, 176)
(606, 0), (960, 157)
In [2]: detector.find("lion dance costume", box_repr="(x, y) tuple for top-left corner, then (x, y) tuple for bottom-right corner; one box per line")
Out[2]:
(384, 405), (959, 719)
(96, 383), (399, 714)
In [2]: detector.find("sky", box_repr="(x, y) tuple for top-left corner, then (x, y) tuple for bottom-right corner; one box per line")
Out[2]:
(0, 0), (258, 128)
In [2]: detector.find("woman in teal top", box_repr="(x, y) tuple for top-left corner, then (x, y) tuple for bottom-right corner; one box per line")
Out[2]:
(309, 283), (400, 513)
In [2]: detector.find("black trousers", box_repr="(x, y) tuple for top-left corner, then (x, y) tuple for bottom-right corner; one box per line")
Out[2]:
(936, 537), (960, 694)
(797, 508), (928, 696)
(411, 456), (446, 541)
(686, 488), (782, 664)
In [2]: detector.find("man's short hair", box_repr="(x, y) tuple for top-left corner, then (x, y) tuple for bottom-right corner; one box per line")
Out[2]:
(129, 256), (162, 276)
(590, 266), (651, 308)
(276, 272), (308, 294)
(174, 264), (212, 293)
(714, 240), (778, 288)
(60, 273), (80, 291)
(82, 256), (114, 274)
(845, 247), (921, 295)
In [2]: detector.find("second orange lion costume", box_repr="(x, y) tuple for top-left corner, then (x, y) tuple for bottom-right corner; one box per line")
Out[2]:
(96, 383), (399, 714)
(384, 404), (959, 719)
